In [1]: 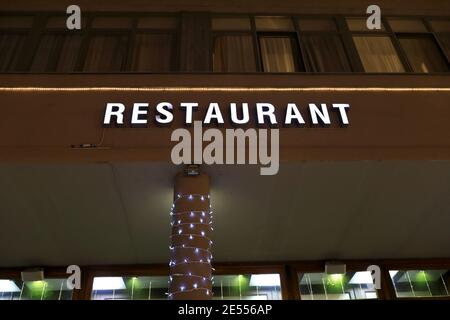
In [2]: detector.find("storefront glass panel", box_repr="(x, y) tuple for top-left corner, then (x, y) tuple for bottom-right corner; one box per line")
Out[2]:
(298, 272), (378, 300)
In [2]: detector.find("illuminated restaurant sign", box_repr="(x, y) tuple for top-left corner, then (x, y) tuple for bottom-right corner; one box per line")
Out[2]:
(103, 102), (350, 126)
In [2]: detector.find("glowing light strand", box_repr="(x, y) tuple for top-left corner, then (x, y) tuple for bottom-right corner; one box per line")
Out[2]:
(1, 86), (449, 93)
(173, 193), (210, 203)
(169, 246), (211, 253)
(168, 288), (211, 298)
(171, 274), (213, 280)
(169, 234), (213, 241)
(169, 192), (213, 298)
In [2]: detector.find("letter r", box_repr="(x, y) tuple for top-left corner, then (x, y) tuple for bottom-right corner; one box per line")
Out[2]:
(104, 103), (125, 125)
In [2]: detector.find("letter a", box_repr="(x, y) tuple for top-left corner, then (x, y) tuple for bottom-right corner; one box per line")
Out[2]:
(66, 5), (81, 30)
(366, 5), (381, 30)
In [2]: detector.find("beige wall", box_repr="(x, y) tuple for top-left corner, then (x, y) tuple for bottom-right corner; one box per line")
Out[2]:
(0, 74), (449, 162)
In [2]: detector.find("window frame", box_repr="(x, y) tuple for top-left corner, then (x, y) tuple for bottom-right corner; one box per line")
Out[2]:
(0, 11), (449, 74)
(0, 11), (181, 74)
(212, 263), (289, 300)
(210, 14), (261, 72)
(84, 264), (169, 300)
(290, 260), (387, 300)
(211, 31), (259, 73)
(2, 259), (450, 300)
(257, 31), (304, 73)
(380, 259), (450, 300)
(294, 15), (355, 72)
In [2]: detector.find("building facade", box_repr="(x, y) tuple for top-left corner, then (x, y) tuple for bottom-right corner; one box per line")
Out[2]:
(0, 0), (449, 300)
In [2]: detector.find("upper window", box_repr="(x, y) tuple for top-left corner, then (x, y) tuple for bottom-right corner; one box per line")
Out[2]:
(258, 34), (302, 72)
(1, 14), (449, 74)
(352, 35), (405, 72)
(30, 15), (85, 72)
(387, 18), (449, 73)
(389, 270), (450, 298)
(430, 20), (450, 66)
(83, 34), (128, 72)
(397, 35), (449, 72)
(131, 16), (178, 72)
(31, 34), (83, 72)
(347, 18), (405, 72)
(212, 16), (304, 73)
(256, 16), (303, 72)
(212, 17), (257, 72)
(1, 14), (178, 73)
(0, 16), (33, 72)
(298, 18), (352, 72)
(82, 16), (179, 73)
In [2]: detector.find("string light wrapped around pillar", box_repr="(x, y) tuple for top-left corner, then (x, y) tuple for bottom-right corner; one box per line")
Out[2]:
(168, 172), (213, 299)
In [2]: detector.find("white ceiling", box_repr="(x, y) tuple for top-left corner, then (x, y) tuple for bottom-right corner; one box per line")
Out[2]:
(0, 161), (449, 267)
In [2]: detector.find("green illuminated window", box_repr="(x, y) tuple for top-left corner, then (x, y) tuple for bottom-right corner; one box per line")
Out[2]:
(298, 272), (378, 300)
(0, 278), (72, 300)
(390, 270), (450, 298)
(91, 276), (169, 300)
(212, 274), (282, 300)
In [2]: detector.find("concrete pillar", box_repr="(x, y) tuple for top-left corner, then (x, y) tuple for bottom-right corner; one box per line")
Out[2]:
(169, 171), (212, 299)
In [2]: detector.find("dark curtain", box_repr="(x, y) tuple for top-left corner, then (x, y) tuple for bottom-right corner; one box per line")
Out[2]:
(213, 35), (256, 72)
(259, 36), (298, 72)
(31, 34), (82, 72)
(83, 35), (127, 72)
(302, 34), (352, 72)
(353, 36), (405, 72)
(437, 34), (450, 63)
(131, 34), (175, 72)
(0, 34), (27, 71)
(399, 35), (449, 73)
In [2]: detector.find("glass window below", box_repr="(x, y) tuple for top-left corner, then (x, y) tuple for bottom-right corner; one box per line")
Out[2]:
(299, 272), (378, 300)
(0, 278), (72, 300)
(91, 276), (169, 300)
(390, 270), (450, 298)
(212, 274), (282, 300)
